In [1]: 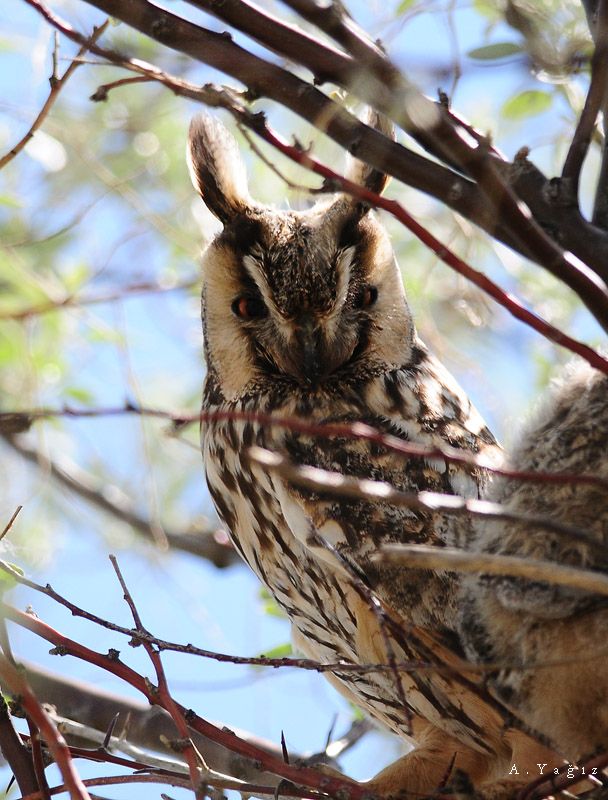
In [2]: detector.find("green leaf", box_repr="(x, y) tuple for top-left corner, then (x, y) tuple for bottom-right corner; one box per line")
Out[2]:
(258, 642), (293, 660)
(502, 90), (553, 120)
(64, 386), (95, 404)
(0, 560), (24, 595)
(396, 0), (416, 12)
(0, 194), (21, 208)
(468, 42), (523, 60)
(259, 586), (287, 618)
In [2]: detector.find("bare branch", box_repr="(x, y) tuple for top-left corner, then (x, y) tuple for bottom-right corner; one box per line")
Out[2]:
(562, 0), (608, 203)
(248, 446), (602, 550)
(24, 0), (608, 298)
(587, 0), (608, 228)
(0, 277), (199, 322)
(109, 555), (204, 798)
(4, 405), (608, 494)
(0, 654), (91, 800)
(377, 544), (608, 598)
(0, 20), (109, 170)
(2, 604), (366, 800)
(22, 662), (293, 786)
(2, 433), (237, 568)
(0, 693), (38, 796)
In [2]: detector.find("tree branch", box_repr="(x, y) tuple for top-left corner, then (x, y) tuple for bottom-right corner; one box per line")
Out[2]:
(562, 0), (608, 204)
(248, 446), (603, 552)
(0, 21), (109, 170)
(23, 0), (608, 306)
(377, 544), (608, 598)
(585, 0), (608, 228)
(0, 693), (39, 796)
(22, 662), (294, 786)
(2, 433), (237, 568)
(0, 655), (91, 800)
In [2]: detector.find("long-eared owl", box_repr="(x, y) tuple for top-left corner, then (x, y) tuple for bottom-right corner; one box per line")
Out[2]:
(188, 114), (558, 796)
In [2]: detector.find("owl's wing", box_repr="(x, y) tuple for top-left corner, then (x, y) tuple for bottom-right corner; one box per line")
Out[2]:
(467, 361), (608, 622)
(266, 351), (501, 638)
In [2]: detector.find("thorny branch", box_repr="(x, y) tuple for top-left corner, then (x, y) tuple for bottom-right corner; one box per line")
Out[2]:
(0, 654), (91, 800)
(22, 0), (608, 328)
(0, 20), (109, 169)
(109, 556), (205, 799)
(1, 603), (366, 800)
(3, 560), (605, 680)
(21, 661), (299, 787)
(3, 402), (608, 493)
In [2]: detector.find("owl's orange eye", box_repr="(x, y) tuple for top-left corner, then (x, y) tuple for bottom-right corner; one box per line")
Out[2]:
(231, 296), (268, 320)
(355, 285), (378, 309)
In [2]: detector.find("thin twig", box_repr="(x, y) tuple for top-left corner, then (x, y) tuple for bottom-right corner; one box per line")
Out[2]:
(0, 20), (109, 170)
(0, 654), (91, 800)
(1, 604), (367, 800)
(89, 75), (153, 102)
(2, 434), (236, 568)
(4, 404), (608, 493)
(18, 771), (326, 800)
(0, 276), (198, 322)
(562, 0), (608, 202)
(108, 556), (204, 799)
(1, 506), (22, 540)
(377, 544), (608, 598)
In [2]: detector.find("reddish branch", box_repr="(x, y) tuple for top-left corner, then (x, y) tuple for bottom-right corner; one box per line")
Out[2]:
(109, 556), (204, 799)
(3, 403), (608, 493)
(0, 560), (479, 677)
(23, 0), (608, 311)
(20, 0), (608, 365)
(249, 115), (608, 375)
(1, 603), (366, 800)
(0, 654), (91, 800)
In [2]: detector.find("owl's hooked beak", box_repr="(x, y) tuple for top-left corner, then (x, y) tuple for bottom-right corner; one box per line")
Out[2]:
(294, 316), (327, 385)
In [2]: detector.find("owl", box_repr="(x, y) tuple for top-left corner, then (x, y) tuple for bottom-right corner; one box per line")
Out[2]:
(459, 360), (608, 764)
(188, 114), (560, 797)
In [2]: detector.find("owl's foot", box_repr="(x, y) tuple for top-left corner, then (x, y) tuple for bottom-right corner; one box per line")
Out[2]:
(364, 731), (494, 799)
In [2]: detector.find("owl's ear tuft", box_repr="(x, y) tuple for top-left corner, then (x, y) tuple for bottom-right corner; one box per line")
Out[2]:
(344, 110), (394, 198)
(187, 114), (252, 224)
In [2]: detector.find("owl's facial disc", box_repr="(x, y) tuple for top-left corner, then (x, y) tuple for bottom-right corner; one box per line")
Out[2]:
(206, 205), (412, 390)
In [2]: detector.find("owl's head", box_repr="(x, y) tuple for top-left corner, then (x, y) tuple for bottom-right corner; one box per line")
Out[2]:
(188, 114), (415, 400)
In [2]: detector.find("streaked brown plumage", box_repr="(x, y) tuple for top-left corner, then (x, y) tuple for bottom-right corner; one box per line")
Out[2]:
(188, 114), (564, 797)
(460, 360), (608, 763)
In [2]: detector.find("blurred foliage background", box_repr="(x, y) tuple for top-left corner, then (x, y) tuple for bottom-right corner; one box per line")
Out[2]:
(0, 0), (603, 793)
